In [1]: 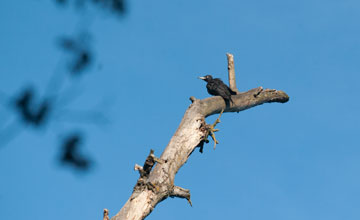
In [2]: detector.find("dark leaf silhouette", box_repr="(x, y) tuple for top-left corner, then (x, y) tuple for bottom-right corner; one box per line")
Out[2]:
(1, 0), (122, 171)
(58, 35), (93, 76)
(71, 51), (91, 74)
(55, 0), (67, 4)
(14, 88), (51, 127)
(32, 100), (51, 126)
(15, 88), (33, 121)
(60, 133), (91, 170)
(55, 0), (126, 16)
(111, 0), (126, 14)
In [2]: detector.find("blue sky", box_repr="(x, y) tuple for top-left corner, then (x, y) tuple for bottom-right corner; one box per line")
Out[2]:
(1, 0), (360, 219)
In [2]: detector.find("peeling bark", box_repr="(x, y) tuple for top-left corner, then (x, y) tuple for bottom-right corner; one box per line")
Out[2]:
(109, 54), (289, 220)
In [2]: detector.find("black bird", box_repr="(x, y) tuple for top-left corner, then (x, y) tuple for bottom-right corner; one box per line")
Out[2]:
(199, 75), (236, 104)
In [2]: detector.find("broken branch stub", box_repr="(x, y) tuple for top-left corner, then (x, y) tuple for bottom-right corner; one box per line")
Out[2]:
(103, 209), (109, 220)
(170, 185), (192, 206)
(134, 149), (164, 178)
(226, 53), (239, 94)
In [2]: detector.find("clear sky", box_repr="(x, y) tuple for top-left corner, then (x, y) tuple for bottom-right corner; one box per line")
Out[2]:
(1, 0), (360, 219)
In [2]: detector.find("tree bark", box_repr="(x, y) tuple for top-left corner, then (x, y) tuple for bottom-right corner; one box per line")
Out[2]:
(226, 53), (239, 94)
(109, 54), (289, 220)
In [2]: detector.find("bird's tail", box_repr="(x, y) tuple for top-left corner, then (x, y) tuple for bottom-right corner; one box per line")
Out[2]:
(230, 97), (234, 105)
(225, 96), (234, 106)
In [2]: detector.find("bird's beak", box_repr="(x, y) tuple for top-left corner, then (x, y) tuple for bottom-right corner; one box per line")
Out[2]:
(198, 76), (206, 80)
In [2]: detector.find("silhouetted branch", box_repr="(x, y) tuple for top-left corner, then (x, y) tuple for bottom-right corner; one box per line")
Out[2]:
(0, 0), (115, 173)
(0, 122), (23, 147)
(54, 109), (109, 125)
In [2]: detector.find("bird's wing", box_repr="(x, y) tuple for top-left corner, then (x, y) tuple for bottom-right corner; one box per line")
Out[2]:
(206, 82), (219, 96)
(214, 78), (237, 95)
(213, 78), (225, 84)
(214, 79), (233, 96)
(218, 85), (232, 98)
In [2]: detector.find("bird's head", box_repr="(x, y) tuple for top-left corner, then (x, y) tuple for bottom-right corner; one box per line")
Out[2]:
(198, 75), (213, 82)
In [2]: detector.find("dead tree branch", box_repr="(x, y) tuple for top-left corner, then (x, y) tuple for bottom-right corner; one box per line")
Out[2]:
(110, 54), (289, 220)
(227, 53), (239, 94)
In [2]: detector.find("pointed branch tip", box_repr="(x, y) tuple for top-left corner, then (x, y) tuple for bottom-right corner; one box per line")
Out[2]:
(134, 164), (143, 171)
(103, 209), (109, 220)
(189, 96), (197, 103)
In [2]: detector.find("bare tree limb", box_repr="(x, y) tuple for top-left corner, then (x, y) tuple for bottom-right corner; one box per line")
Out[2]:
(109, 54), (289, 220)
(200, 87), (289, 117)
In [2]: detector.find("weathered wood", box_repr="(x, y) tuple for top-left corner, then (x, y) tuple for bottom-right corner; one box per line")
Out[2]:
(226, 53), (239, 94)
(109, 54), (289, 220)
(110, 88), (289, 220)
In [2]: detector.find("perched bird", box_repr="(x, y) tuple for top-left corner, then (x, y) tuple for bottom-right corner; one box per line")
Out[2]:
(199, 75), (237, 104)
